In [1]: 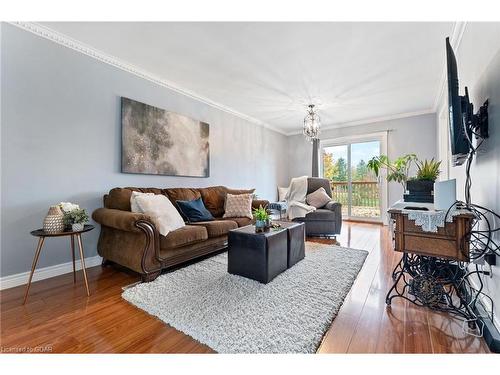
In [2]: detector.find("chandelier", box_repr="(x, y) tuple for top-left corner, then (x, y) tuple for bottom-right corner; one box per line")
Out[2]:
(303, 104), (321, 141)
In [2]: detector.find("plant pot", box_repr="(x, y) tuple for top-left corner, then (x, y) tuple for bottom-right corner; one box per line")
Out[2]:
(404, 179), (434, 203)
(255, 219), (266, 233)
(72, 223), (85, 232)
(407, 179), (434, 193)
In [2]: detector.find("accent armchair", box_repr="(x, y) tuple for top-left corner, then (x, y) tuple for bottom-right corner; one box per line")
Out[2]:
(292, 177), (342, 237)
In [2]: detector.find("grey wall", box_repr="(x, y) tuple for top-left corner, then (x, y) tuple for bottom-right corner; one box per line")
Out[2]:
(436, 26), (500, 328)
(0, 24), (289, 277)
(287, 113), (438, 207)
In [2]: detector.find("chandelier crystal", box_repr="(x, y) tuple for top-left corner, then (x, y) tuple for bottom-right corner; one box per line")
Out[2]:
(303, 104), (321, 141)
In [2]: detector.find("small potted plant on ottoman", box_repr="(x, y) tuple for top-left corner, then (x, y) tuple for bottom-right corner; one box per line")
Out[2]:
(253, 205), (270, 233)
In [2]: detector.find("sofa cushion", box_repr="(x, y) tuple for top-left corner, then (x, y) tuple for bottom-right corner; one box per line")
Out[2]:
(105, 188), (133, 211)
(304, 208), (336, 221)
(198, 186), (227, 217)
(176, 197), (214, 223)
(164, 188), (201, 206)
(160, 225), (208, 250)
(220, 217), (252, 227)
(105, 187), (166, 211)
(199, 186), (255, 217)
(191, 220), (237, 238)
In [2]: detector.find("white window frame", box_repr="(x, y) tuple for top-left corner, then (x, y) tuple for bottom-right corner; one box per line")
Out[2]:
(320, 131), (389, 224)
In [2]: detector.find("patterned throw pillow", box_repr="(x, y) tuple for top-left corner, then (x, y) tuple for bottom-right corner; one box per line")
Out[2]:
(223, 193), (253, 219)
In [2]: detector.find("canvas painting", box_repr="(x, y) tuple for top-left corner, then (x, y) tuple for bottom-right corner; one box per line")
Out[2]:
(121, 97), (210, 177)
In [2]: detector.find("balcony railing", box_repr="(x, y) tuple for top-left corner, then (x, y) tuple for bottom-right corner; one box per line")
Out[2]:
(330, 181), (380, 208)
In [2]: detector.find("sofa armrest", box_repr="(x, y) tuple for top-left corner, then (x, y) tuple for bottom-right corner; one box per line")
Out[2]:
(92, 208), (154, 232)
(324, 201), (341, 212)
(252, 199), (270, 210)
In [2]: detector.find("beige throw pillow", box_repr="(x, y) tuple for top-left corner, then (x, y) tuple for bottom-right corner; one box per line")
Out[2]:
(134, 194), (185, 236)
(223, 193), (253, 219)
(130, 191), (155, 213)
(306, 187), (332, 208)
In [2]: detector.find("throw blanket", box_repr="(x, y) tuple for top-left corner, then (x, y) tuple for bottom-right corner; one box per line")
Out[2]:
(285, 176), (316, 220)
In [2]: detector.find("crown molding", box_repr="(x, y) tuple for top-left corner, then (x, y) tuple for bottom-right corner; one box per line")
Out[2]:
(432, 21), (468, 112)
(285, 108), (435, 136)
(9, 22), (288, 136)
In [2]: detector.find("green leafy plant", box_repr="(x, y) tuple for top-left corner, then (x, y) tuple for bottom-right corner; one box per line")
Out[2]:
(63, 208), (89, 225)
(415, 158), (441, 181)
(253, 205), (270, 221)
(367, 154), (417, 191)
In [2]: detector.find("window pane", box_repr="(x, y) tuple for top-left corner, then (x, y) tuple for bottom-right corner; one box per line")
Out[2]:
(351, 141), (380, 218)
(322, 145), (348, 217)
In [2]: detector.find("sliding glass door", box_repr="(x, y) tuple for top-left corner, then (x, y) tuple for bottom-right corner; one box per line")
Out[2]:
(321, 135), (385, 222)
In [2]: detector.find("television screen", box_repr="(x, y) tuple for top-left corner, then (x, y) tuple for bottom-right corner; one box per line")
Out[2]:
(446, 37), (470, 166)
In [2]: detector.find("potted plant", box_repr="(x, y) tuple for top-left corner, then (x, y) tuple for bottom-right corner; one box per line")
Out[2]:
(367, 154), (418, 192)
(368, 155), (441, 203)
(406, 158), (441, 203)
(59, 202), (89, 231)
(253, 205), (270, 233)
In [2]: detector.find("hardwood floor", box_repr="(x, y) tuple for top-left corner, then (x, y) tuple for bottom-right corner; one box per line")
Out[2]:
(0, 222), (490, 353)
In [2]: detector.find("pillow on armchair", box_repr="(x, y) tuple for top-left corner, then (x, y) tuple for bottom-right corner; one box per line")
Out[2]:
(306, 187), (332, 208)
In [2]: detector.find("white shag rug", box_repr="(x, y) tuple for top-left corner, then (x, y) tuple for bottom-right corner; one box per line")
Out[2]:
(122, 242), (368, 353)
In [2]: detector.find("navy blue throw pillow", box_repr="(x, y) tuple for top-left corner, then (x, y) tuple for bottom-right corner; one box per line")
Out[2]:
(176, 197), (214, 223)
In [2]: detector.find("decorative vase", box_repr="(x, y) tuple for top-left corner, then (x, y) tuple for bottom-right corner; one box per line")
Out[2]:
(72, 222), (84, 232)
(43, 206), (65, 234)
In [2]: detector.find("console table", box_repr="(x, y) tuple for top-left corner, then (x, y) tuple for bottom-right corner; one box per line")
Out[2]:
(385, 202), (480, 327)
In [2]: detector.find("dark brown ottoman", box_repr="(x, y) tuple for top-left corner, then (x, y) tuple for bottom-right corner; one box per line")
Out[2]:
(228, 225), (288, 284)
(276, 221), (306, 268)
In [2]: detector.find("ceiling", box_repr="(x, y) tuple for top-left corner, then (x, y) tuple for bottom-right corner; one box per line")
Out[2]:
(40, 22), (455, 134)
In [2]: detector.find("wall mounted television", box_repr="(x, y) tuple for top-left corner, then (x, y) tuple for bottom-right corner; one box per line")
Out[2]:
(445, 37), (489, 167)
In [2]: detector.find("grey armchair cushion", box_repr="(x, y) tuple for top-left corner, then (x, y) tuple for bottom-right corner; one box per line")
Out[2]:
(304, 208), (337, 221)
(306, 177), (333, 197)
(325, 201), (341, 211)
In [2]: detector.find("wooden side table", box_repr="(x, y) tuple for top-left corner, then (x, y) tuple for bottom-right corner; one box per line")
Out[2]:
(23, 224), (95, 304)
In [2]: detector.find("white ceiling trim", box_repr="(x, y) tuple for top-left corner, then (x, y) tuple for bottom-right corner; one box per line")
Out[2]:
(286, 108), (436, 136)
(10, 21), (288, 136)
(432, 21), (467, 112)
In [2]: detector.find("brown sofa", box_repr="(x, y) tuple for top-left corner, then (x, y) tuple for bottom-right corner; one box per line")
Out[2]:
(92, 186), (268, 282)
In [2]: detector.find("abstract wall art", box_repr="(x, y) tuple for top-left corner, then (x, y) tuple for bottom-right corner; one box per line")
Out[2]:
(121, 97), (210, 177)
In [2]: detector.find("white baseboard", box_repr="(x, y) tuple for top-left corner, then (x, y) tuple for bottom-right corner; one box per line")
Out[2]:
(468, 273), (500, 332)
(0, 255), (102, 290)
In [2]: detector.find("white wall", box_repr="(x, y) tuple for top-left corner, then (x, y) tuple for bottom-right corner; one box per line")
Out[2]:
(436, 23), (500, 329)
(288, 113), (438, 207)
(0, 23), (289, 277)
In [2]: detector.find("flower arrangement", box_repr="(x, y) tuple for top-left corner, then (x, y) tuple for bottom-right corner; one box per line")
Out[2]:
(59, 202), (89, 231)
